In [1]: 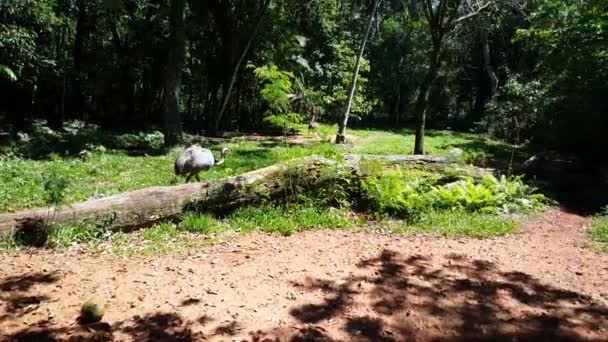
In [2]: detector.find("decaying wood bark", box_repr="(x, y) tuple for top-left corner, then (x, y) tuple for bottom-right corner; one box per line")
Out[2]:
(0, 154), (494, 235)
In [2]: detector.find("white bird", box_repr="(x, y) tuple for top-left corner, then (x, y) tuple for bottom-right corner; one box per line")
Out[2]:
(174, 145), (231, 183)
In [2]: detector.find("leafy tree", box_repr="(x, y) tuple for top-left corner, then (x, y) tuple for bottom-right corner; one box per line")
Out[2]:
(413, 0), (493, 154)
(250, 63), (301, 131)
(511, 0), (608, 155)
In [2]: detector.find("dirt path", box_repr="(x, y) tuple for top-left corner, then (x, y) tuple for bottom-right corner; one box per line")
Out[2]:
(1, 208), (607, 341)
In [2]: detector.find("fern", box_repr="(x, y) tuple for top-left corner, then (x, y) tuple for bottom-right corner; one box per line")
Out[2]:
(361, 169), (550, 221)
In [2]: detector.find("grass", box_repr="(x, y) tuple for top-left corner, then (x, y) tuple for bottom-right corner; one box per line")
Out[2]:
(410, 211), (517, 238)
(374, 211), (517, 239)
(0, 124), (514, 213)
(0, 203), (518, 255)
(0, 202), (361, 254)
(587, 207), (608, 251)
(227, 203), (358, 236)
(0, 124), (534, 254)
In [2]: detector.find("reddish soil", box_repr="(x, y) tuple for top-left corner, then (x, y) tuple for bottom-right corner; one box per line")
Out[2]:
(1, 207), (607, 342)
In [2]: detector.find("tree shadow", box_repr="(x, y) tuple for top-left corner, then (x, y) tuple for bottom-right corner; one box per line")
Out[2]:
(0, 271), (59, 326)
(118, 312), (205, 341)
(281, 249), (608, 341)
(0, 270), (219, 341)
(3, 312), (217, 342)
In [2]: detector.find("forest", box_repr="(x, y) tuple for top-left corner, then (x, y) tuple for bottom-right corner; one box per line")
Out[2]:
(0, 1), (607, 341)
(1, 0), (606, 154)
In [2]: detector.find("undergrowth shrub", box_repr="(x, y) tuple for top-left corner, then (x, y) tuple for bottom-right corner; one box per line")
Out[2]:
(9, 120), (165, 158)
(361, 168), (549, 222)
(13, 120), (103, 158)
(108, 131), (165, 151)
(588, 206), (608, 250)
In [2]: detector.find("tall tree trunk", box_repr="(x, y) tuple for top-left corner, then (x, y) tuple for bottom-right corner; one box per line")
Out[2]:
(212, 0), (271, 136)
(163, 0), (187, 146)
(470, 29), (498, 126)
(72, 1), (87, 122)
(414, 41), (442, 155)
(394, 81), (401, 126)
(186, 41), (195, 119)
(336, 0), (381, 144)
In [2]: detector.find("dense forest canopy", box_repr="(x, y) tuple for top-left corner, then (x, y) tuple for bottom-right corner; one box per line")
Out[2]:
(0, 0), (606, 156)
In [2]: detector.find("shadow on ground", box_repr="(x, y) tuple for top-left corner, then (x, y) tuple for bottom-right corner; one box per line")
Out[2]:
(2, 250), (607, 341)
(278, 249), (608, 342)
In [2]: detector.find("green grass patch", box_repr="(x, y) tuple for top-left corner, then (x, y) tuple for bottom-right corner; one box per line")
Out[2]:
(180, 212), (228, 234)
(0, 125), (517, 213)
(587, 207), (608, 251)
(0, 125), (539, 254)
(409, 210), (517, 238)
(227, 203), (356, 236)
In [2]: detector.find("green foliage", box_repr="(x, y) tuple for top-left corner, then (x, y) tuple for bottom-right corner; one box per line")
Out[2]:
(482, 76), (547, 142)
(250, 63), (293, 114)
(110, 131), (165, 151)
(587, 206), (608, 251)
(43, 172), (69, 206)
(249, 63), (303, 131)
(361, 169), (548, 221)
(321, 42), (375, 119)
(408, 211), (517, 238)
(10, 120), (165, 158)
(0, 64), (17, 81)
(0, 127), (518, 213)
(180, 212), (226, 234)
(511, 0), (608, 152)
(228, 203), (355, 236)
(45, 223), (110, 249)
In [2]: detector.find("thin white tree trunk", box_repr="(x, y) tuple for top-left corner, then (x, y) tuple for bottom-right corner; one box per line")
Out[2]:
(336, 0), (381, 144)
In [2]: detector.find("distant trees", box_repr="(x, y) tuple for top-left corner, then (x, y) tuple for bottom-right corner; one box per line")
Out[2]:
(0, 0), (605, 158)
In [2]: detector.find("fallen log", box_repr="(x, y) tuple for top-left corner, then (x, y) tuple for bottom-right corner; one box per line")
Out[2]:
(0, 154), (495, 235)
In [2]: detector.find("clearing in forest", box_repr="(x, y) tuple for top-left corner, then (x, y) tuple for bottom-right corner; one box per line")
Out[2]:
(1, 128), (607, 341)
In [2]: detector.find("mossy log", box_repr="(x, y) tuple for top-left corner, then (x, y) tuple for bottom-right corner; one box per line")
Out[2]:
(0, 154), (494, 235)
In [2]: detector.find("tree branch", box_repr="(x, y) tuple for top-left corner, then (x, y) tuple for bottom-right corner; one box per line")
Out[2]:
(455, 1), (492, 23)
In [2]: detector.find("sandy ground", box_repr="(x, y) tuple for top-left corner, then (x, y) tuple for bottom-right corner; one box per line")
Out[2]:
(1, 207), (607, 341)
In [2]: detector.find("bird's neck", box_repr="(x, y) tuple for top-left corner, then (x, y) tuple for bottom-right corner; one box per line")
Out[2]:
(214, 153), (225, 166)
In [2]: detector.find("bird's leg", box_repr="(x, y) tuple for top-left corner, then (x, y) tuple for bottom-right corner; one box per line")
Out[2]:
(195, 173), (201, 182)
(185, 174), (192, 183)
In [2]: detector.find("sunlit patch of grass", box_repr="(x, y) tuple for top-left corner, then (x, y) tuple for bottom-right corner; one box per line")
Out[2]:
(0, 126), (516, 213)
(228, 203), (357, 236)
(404, 210), (517, 238)
(587, 207), (608, 251)
(180, 212), (227, 234)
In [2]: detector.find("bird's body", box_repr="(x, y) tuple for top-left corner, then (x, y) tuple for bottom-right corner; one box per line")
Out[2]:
(175, 145), (230, 182)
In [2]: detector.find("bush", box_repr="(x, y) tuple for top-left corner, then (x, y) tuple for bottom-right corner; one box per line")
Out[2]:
(108, 131), (165, 151)
(588, 206), (608, 250)
(13, 120), (103, 158)
(360, 169), (549, 221)
(8, 120), (165, 158)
